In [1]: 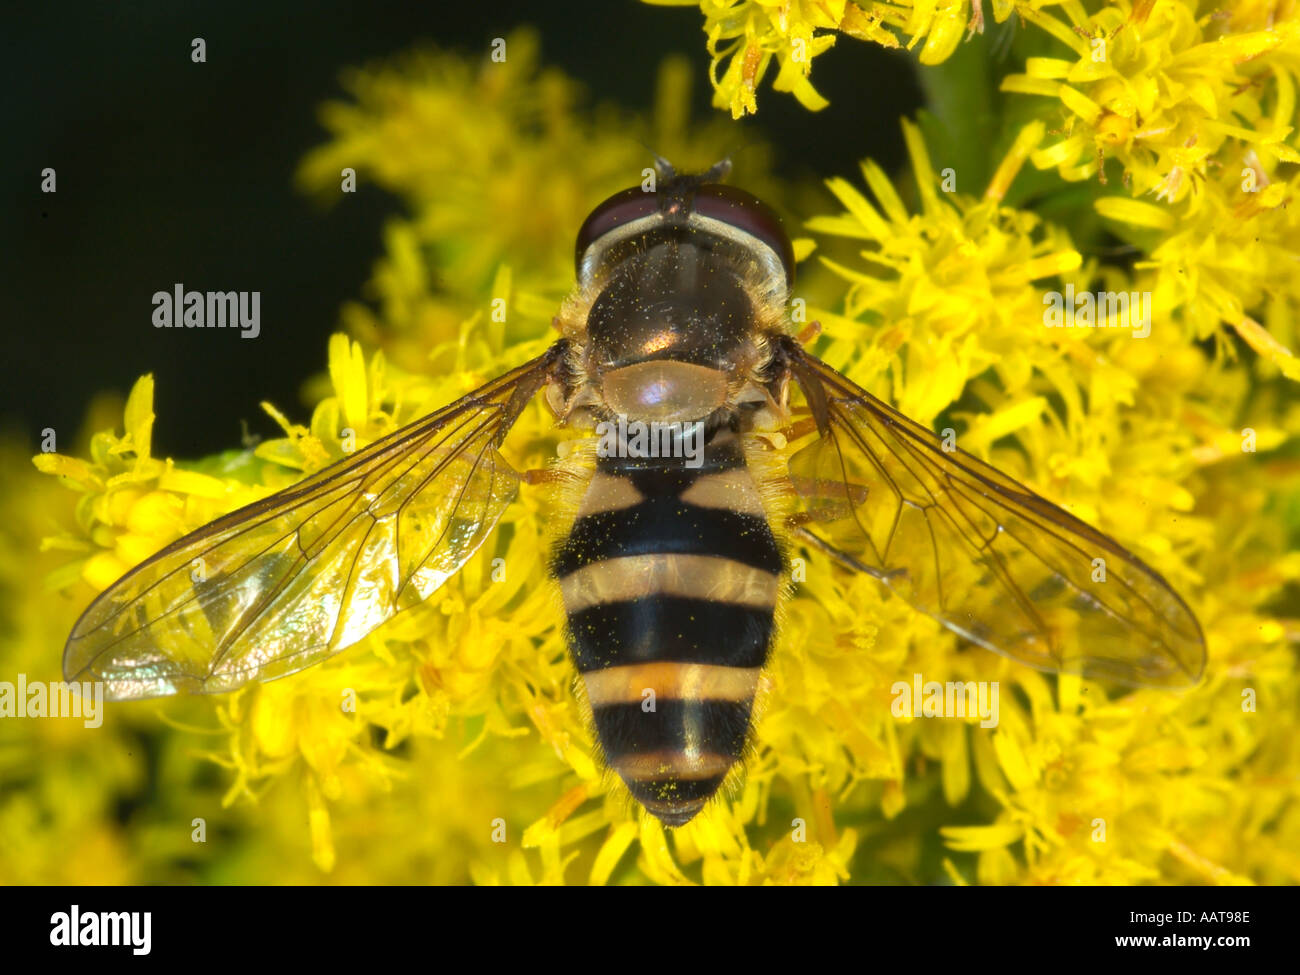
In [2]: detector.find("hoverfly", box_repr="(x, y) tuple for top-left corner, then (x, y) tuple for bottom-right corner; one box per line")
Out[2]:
(64, 159), (1206, 827)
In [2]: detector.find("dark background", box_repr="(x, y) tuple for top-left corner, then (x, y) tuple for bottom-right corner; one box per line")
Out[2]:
(4, 0), (922, 458)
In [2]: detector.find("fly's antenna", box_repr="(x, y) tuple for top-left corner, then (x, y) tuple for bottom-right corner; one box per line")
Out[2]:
(707, 139), (766, 182)
(633, 138), (678, 183)
(633, 139), (748, 187)
(702, 156), (732, 182)
(653, 153), (678, 182)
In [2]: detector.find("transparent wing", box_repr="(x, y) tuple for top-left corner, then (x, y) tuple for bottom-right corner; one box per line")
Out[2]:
(65, 345), (562, 700)
(781, 342), (1205, 688)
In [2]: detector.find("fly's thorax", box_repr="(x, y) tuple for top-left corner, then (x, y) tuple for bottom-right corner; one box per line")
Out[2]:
(582, 241), (762, 424)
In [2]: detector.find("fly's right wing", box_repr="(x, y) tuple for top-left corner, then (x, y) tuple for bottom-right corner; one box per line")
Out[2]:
(64, 344), (563, 700)
(781, 341), (1206, 688)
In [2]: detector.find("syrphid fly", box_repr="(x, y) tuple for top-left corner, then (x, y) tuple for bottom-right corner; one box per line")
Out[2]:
(62, 158), (1206, 827)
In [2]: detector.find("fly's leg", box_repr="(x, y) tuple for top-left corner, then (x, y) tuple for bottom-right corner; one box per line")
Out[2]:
(787, 521), (907, 584)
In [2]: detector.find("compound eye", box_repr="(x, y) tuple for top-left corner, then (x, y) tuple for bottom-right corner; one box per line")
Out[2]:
(692, 184), (795, 288)
(574, 187), (659, 277)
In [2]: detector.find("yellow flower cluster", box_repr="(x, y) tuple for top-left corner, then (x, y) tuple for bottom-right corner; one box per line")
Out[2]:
(1001, 0), (1300, 370)
(799, 116), (1299, 883)
(646, 0), (994, 118)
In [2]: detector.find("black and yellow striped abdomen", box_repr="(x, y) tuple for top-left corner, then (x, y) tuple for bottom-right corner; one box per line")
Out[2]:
(551, 429), (783, 825)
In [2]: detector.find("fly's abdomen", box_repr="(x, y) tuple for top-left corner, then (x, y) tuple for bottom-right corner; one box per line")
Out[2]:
(551, 430), (782, 826)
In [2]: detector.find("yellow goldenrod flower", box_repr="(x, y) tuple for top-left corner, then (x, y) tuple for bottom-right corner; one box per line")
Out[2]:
(998, 0), (1300, 368)
(648, 0), (1020, 117)
(798, 111), (1300, 885)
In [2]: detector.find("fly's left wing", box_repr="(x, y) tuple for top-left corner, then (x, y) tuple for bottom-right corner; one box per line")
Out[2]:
(64, 344), (563, 700)
(779, 340), (1206, 688)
